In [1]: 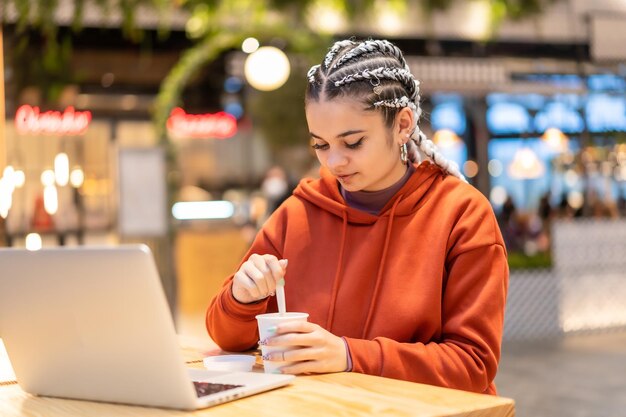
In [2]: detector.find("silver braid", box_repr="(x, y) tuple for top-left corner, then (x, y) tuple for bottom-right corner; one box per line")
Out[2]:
(373, 94), (466, 181)
(411, 79), (420, 101)
(332, 40), (409, 70)
(407, 85), (466, 182)
(323, 40), (355, 69)
(334, 67), (415, 92)
(373, 96), (417, 111)
(409, 127), (467, 182)
(307, 64), (320, 83)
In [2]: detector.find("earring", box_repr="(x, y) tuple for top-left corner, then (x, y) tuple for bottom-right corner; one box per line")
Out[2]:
(400, 143), (408, 165)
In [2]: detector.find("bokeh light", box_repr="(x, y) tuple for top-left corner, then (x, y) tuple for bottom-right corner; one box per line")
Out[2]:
(244, 47), (290, 91)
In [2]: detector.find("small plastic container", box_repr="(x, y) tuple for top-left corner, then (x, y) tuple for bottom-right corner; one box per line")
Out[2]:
(202, 355), (256, 372)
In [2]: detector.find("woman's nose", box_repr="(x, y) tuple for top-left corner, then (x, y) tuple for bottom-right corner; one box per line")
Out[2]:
(326, 150), (348, 170)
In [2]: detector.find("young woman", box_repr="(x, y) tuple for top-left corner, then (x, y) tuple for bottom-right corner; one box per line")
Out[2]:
(206, 39), (509, 395)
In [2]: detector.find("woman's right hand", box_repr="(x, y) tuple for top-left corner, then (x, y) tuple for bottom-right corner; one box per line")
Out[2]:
(231, 254), (288, 304)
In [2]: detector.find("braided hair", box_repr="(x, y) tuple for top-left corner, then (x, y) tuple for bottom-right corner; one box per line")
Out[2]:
(306, 39), (466, 182)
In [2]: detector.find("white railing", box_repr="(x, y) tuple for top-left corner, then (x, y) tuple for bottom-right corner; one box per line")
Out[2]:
(503, 219), (626, 341)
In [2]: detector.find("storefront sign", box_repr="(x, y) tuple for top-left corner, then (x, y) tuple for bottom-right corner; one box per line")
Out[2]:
(166, 107), (237, 139)
(15, 105), (92, 136)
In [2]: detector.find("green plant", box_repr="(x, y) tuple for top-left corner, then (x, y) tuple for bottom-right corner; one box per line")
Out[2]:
(3, 0), (564, 206)
(3, 0), (562, 110)
(247, 69), (311, 151)
(507, 251), (553, 270)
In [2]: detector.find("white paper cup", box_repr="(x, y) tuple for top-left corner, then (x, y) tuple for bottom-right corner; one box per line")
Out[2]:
(255, 312), (309, 373)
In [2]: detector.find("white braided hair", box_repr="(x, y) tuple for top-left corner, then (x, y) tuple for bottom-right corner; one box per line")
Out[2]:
(373, 96), (417, 111)
(331, 39), (410, 71)
(307, 64), (320, 83)
(334, 67), (415, 92)
(324, 39), (354, 69)
(308, 39), (466, 182)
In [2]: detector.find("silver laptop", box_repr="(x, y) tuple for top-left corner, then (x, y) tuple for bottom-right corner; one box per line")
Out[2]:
(0, 245), (294, 410)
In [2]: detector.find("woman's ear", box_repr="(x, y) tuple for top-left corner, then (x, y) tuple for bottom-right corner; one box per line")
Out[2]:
(395, 107), (414, 144)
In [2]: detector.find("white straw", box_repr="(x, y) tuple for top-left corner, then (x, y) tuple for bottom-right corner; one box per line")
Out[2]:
(276, 278), (286, 316)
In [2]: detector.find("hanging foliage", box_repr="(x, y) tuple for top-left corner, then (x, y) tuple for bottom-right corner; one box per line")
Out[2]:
(2, 0), (562, 117)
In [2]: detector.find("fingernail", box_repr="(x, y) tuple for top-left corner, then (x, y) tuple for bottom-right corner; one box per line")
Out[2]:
(272, 370), (282, 374)
(266, 326), (277, 334)
(277, 278), (285, 287)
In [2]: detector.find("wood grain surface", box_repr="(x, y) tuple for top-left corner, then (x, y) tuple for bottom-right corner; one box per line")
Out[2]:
(0, 336), (515, 417)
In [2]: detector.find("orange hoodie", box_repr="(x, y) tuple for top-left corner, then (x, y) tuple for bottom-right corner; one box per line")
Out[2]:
(206, 161), (509, 395)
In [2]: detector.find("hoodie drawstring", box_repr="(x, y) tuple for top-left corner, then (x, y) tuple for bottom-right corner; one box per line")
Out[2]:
(361, 195), (403, 339)
(325, 210), (348, 331)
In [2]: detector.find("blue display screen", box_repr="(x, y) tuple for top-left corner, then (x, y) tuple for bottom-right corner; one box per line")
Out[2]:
(486, 92), (626, 134)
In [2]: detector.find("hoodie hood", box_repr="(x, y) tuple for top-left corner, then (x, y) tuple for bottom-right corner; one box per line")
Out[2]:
(293, 161), (443, 222)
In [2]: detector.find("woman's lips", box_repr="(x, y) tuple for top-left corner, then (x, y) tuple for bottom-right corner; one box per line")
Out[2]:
(337, 173), (356, 182)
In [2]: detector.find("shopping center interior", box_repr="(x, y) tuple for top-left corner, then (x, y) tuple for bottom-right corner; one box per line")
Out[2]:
(1, 1), (625, 416)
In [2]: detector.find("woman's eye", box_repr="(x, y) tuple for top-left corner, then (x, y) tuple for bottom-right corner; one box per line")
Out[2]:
(311, 143), (328, 150)
(346, 137), (364, 149)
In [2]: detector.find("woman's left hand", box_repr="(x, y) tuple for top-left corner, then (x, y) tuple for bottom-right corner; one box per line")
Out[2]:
(260, 321), (348, 374)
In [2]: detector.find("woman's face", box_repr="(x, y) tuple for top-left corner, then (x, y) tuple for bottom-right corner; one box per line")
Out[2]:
(305, 98), (410, 192)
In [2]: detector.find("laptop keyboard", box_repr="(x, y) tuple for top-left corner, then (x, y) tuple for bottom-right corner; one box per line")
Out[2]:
(193, 381), (244, 397)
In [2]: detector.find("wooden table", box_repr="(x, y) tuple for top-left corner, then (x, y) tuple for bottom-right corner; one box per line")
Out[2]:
(0, 337), (515, 417)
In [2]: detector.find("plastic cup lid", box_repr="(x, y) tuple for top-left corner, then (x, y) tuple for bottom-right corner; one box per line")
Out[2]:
(202, 355), (256, 372)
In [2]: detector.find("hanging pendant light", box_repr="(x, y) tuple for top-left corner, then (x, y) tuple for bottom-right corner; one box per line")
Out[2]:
(43, 185), (59, 215)
(508, 147), (545, 179)
(70, 167), (85, 188)
(541, 127), (569, 152)
(244, 47), (290, 91)
(54, 152), (70, 186)
(432, 129), (462, 149)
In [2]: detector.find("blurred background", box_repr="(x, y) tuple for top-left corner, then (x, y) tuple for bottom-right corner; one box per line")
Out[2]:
(0, 1), (625, 415)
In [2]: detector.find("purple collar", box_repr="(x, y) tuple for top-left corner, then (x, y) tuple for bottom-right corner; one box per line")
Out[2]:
(340, 164), (415, 215)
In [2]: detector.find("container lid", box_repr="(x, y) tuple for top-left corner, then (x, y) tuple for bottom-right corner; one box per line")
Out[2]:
(202, 355), (256, 372)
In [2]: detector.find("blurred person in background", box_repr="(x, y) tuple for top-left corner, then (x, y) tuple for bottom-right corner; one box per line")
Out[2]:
(0, 217), (6, 247)
(242, 166), (294, 244)
(618, 193), (626, 217)
(498, 196), (521, 252)
(260, 165), (292, 219)
(206, 39), (509, 395)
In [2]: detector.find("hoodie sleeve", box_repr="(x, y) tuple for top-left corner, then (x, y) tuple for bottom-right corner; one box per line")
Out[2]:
(205, 213), (285, 352)
(344, 191), (509, 394)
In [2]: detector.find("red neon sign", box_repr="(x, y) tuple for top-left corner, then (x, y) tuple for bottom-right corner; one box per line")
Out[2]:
(166, 107), (237, 139)
(15, 105), (92, 136)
